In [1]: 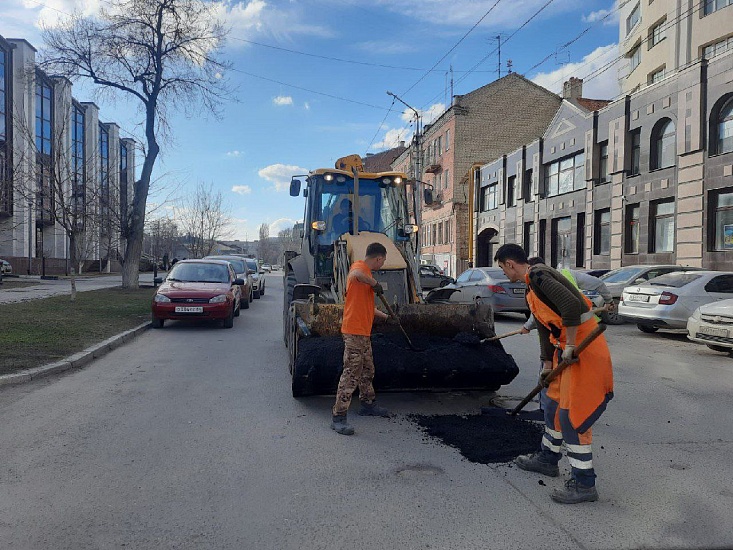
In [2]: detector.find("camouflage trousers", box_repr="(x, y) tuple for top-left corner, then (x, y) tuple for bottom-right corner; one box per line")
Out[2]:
(332, 334), (376, 416)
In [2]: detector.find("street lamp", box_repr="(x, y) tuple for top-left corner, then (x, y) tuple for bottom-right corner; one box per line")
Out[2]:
(386, 91), (422, 264)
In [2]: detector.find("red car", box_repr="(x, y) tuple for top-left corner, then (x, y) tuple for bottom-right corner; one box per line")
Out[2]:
(151, 259), (243, 329)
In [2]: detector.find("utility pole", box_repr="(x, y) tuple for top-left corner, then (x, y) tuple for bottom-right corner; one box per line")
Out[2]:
(386, 91), (422, 265)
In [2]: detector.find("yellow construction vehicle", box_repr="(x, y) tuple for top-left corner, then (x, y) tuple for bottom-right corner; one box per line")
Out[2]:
(283, 155), (518, 397)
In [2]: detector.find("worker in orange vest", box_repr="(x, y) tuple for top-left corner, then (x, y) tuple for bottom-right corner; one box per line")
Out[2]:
(495, 243), (614, 504)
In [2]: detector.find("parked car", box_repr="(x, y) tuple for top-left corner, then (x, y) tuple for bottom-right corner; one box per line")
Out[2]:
(584, 268), (611, 279)
(599, 265), (704, 324)
(0, 259), (12, 275)
(151, 259), (243, 329)
(419, 264), (455, 290)
(687, 298), (733, 353)
(618, 271), (733, 333)
(204, 255), (253, 308)
(262, 264), (272, 272)
(272, 264), (281, 271)
(430, 267), (530, 316)
(244, 257), (266, 298)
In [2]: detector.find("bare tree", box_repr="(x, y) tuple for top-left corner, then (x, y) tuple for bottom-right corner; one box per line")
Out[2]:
(41, 0), (230, 288)
(176, 182), (231, 258)
(257, 222), (278, 264)
(277, 225), (301, 263)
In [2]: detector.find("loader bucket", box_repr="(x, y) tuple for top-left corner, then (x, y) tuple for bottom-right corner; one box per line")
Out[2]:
(288, 301), (519, 397)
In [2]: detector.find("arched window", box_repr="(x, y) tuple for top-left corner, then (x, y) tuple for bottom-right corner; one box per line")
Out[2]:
(651, 119), (675, 170)
(718, 97), (733, 155)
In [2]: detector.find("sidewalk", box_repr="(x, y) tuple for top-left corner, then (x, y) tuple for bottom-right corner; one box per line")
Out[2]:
(0, 272), (163, 304)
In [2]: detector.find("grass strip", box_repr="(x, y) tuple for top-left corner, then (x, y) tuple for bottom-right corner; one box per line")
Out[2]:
(0, 287), (154, 375)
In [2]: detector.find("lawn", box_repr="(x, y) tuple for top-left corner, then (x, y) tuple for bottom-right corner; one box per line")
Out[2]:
(0, 287), (154, 375)
(0, 280), (38, 290)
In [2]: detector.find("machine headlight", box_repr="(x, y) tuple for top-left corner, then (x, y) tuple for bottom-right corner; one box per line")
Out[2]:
(324, 173), (334, 181)
(690, 308), (701, 321)
(154, 294), (171, 303)
(393, 176), (403, 184)
(403, 224), (419, 234)
(311, 221), (326, 231)
(209, 294), (228, 303)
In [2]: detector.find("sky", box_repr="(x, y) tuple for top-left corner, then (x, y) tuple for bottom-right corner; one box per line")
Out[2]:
(2, 0), (621, 240)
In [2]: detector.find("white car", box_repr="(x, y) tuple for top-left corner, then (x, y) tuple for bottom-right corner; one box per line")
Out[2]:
(0, 259), (12, 275)
(687, 298), (733, 353)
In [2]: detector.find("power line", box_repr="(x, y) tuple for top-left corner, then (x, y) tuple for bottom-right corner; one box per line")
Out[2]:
(365, 96), (397, 155)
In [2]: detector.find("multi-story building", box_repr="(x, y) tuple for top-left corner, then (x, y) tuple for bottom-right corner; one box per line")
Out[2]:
(0, 34), (135, 275)
(618, 0), (733, 94)
(392, 73), (562, 276)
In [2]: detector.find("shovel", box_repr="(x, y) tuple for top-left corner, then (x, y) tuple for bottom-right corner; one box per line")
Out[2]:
(377, 294), (423, 352)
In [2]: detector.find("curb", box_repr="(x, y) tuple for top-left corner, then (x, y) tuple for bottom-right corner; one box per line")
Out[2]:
(0, 322), (151, 387)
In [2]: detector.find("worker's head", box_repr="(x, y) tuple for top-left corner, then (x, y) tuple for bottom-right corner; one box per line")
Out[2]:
(339, 200), (352, 214)
(527, 256), (545, 266)
(494, 243), (529, 283)
(365, 242), (387, 270)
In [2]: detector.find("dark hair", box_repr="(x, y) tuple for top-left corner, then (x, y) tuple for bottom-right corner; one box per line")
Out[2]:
(366, 242), (387, 258)
(527, 256), (545, 266)
(494, 243), (528, 264)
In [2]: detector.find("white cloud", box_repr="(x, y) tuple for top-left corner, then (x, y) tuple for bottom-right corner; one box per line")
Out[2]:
(273, 95), (294, 106)
(583, 1), (619, 25)
(269, 217), (298, 234)
(354, 41), (419, 55)
(304, 102), (311, 110)
(371, 127), (409, 151)
(220, 0), (333, 42)
(258, 163), (309, 192)
(231, 185), (252, 195)
(531, 44), (620, 99)
(228, 217), (251, 240)
(226, 150), (244, 157)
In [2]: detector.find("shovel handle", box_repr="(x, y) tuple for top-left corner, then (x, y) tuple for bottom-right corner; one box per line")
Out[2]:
(482, 329), (524, 342)
(377, 294), (419, 350)
(509, 323), (607, 416)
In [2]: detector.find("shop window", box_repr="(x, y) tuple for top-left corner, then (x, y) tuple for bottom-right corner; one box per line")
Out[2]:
(711, 189), (733, 251)
(715, 97), (733, 155)
(651, 200), (675, 252)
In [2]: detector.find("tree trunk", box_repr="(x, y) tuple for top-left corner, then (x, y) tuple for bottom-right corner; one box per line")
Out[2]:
(69, 233), (77, 302)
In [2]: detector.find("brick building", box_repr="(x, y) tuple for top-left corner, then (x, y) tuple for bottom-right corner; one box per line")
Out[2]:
(392, 73), (562, 276)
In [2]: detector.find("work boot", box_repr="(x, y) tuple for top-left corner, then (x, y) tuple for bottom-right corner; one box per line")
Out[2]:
(330, 414), (355, 435)
(551, 478), (599, 504)
(514, 452), (560, 477)
(358, 401), (390, 417)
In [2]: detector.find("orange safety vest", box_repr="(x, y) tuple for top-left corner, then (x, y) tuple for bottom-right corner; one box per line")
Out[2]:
(341, 261), (375, 337)
(525, 272), (614, 431)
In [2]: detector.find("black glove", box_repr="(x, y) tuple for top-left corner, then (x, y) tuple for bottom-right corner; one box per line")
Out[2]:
(386, 314), (399, 325)
(373, 282), (384, 296)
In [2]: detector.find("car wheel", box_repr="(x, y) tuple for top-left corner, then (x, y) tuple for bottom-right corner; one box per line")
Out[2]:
(637, 324), (658, 333)
(242, 291), (250, 309)
(223, 305), (235, 328)
(260, 284), (265, 296)
(604, 299), (625, 325)
(151, 316), (164, 329)
(284, 271), (297, 346)
(254, 288), (261, 299)
(234, 300), (241, 317)
(706, 344), (731, 353)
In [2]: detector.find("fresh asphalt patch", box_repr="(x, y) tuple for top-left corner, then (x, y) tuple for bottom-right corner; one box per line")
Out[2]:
(410, 413), (544, 464)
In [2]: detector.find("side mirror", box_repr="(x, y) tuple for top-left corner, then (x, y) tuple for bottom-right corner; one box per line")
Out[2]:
(423, 187), (434, 205)
(154, 277), (163, 285)
(247, 269), (255, 275)
(233, 278), (244, 285)
(289, 178), (301, 197)
(633, 277), (645, 284)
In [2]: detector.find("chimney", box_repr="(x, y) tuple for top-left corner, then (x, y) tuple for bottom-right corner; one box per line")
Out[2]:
(399, 140), (405, 147)
(562, 77), (583, 99)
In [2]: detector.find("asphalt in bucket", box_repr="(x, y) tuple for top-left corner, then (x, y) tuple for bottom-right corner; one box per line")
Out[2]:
(410, 413), (544, 464)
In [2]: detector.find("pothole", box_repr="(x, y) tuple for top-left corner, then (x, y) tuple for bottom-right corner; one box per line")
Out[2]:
(394, 464), (444, 477)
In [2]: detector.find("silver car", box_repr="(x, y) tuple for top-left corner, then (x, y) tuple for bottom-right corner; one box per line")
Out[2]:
(0, 259), (12, 275)
(618, 271), (733, 333)
(687, 298), (733, 353)
(439, 267), (529, 317)
(599, 264), (704, 324)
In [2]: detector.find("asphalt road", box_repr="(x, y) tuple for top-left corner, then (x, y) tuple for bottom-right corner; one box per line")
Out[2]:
(1, 273), (732, 549)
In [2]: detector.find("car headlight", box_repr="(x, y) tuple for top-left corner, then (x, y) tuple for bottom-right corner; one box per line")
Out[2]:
(209, 294), (228, 303)
(690, 308), (701, 321)
(154, 294), (171, 303)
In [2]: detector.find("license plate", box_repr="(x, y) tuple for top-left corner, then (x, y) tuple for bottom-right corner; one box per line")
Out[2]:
(699, 326), (729, 338)
(174, 306), (203, 313)
(627, 294), (649, 302)
(512, 288), (525, 294)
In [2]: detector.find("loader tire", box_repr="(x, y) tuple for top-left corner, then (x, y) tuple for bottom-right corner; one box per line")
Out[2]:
(284, 271), (297, 346)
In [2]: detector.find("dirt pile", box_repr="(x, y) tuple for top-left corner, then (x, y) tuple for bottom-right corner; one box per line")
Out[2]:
(411, 414), (544, 464)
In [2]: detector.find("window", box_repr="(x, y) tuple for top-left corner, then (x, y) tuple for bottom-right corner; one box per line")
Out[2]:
(594, 209), (611, 255)
(705, 275), (733, 293)
(35, 78), (53, 156)
(437, 136), (442, 156)
(543, 152), (585, 197)
(629, 44), (641, 73)
(0, 45), (10, 215)
(524, 221), (535, 254)
(703, 0), (733, 16)
(716, 97), (733, 154)
(444, 168), (450, 189)
(702, 36), (733, 59)
(651, 200), (674, 252)
(651, 119), (676, 169)
(120, 142), (128, 227)
(523, 169), (533, 201)
(507, 175), (516, 207)
(625, 203), (640, 253)
(626, 3), (640, 35)
(487, 183), (498, 210)
(576, 213), (585, 267)
(445, 129), (450, 150)
(712, 189), (733, 250)
(598, 141), (609, 183)
(35, 75), (54, 224)
(630, 129), (641, 175)
(456, 269), (473, 283)
(100, 123), (110, 226)
(648, 67), (665, 84)
(649, 20), (666, 48)
(72, 104), (85, 219)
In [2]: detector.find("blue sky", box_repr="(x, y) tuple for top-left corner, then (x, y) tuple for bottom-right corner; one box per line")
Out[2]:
(3, 0), (621, 240)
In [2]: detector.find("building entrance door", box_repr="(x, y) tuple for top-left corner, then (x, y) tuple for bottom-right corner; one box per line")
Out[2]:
(551, 217), (572, 268)
(476, 228), (498, 267)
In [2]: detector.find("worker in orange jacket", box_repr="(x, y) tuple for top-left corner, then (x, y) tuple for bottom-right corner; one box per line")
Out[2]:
(495, 243), (614, 504)
(331, 242), (393, 435)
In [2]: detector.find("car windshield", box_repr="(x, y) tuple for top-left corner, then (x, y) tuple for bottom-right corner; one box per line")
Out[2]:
(168, 262), (229, 283)
(216, 258), (245, 273)
(245, 259), (258, 271)
(600, 266), (646, 283)
(647, 273), (702, 287)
